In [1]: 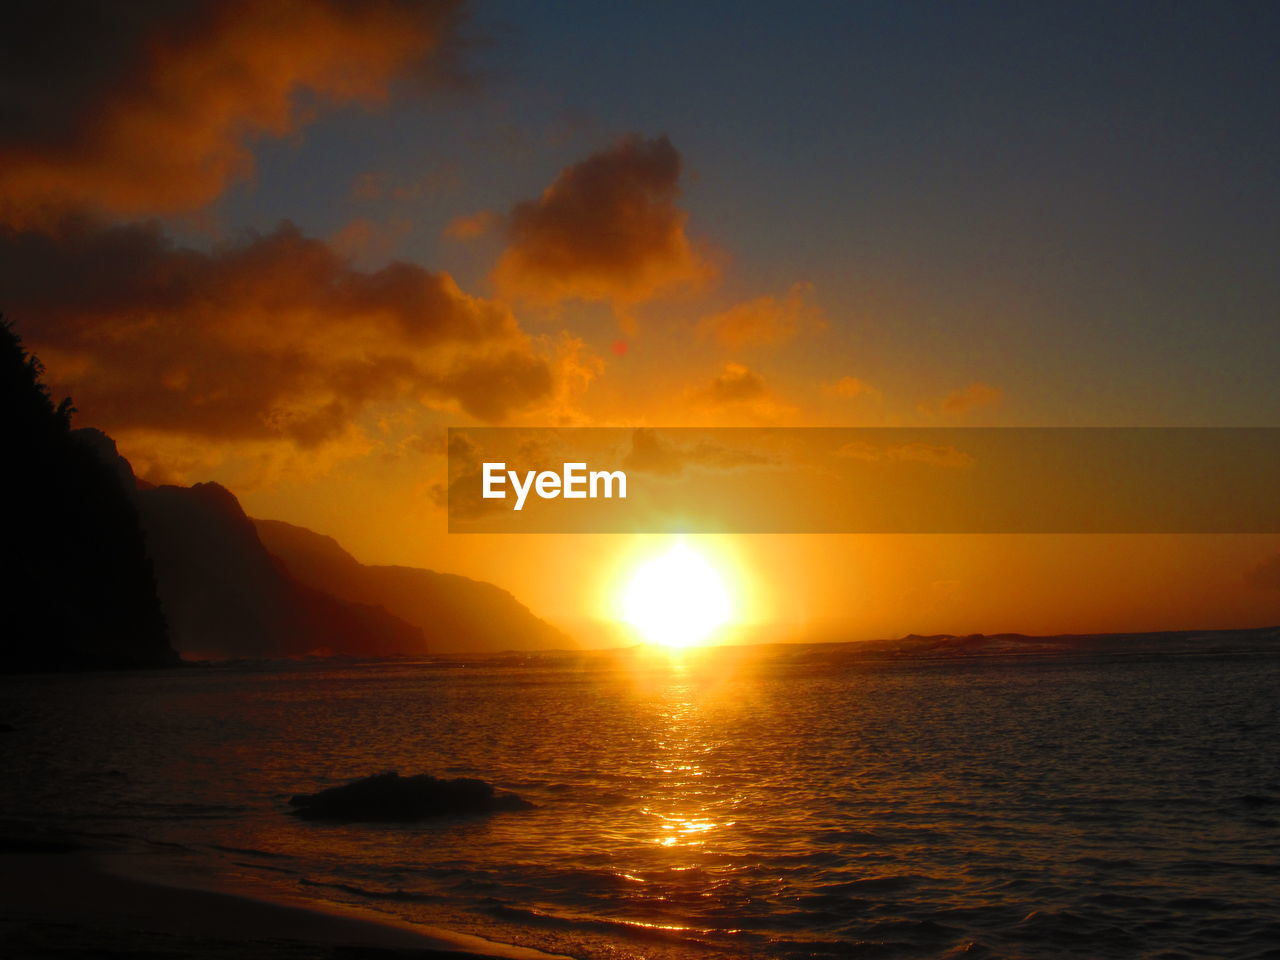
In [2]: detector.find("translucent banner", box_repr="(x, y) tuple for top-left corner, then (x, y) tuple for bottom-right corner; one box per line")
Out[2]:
(445, 427), (1280, 534)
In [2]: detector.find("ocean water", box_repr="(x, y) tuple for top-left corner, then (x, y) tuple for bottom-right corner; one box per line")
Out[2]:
(3, 646), (1280, 959)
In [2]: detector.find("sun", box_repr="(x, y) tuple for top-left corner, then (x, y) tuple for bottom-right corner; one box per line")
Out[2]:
(620, 541), (734, 648)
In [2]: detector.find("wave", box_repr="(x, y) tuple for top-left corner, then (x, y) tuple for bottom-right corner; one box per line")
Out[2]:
(298, 876), (443, 903)
(210, 843), (287, 859)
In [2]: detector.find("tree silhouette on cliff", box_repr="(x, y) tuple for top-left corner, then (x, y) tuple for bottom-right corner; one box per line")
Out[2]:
(0, 316), (173, 671)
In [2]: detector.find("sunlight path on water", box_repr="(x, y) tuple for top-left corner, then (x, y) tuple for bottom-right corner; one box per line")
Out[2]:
(5, 651), (1280, 959)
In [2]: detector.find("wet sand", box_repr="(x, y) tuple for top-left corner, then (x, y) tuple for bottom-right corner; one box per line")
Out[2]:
(0, 844), (572, 960)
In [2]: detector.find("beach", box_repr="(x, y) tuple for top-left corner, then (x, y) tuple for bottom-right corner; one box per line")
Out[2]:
(0, 837), (568, 960)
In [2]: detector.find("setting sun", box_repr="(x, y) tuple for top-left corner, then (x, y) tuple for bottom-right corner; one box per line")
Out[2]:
(620, 541), (734, 648)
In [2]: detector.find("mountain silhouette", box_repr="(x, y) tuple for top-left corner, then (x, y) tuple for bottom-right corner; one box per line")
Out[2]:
(134, 481), (424, 659)
(74, 422), (562, 659)
(253, 519), (569, 653)
(0, 319), (174, 672)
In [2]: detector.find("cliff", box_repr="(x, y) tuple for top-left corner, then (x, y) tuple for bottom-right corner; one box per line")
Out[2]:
(135, 482), (424, 659)
(0, 320), (174, 672)
(253, 518), (568, 654)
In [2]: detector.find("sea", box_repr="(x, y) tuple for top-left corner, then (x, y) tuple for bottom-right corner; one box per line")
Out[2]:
(3, 644), (1279, 959)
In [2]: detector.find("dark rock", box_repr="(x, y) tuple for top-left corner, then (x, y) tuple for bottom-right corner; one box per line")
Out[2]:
(288, 771), (534, 821)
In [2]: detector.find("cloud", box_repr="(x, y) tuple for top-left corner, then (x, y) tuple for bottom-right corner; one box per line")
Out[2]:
(430, 430), (502, 521)
(444, 210), (499, 239)
(822, 376), (879, 400)
(836, 441), (974, 469)
(112, 427), (375, 490)
(699, 282), (826, 348)
(0, 0), (463, 224)
(430, 429), (562, 521)
(935, 382), (1003, 415)
(540, 333), (606, 426)
(329, 217), (412, 262)
(493, 135), (713, 307)
(696, 362), (770, 406)
(622, 427), (773, 476)
(690, 362), (795, 421)
(0, 216), (554, 451)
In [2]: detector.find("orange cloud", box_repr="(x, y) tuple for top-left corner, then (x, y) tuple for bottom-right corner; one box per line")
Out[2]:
(493, 135), (713, 307)
(0, 0), (462, 225)
(822, 376), (879, 399)
(444, 210), (499, 240)
(430, 431), (501, 520)
(0, 217), (554, 455)
(689, 362), (796, 422)
(430, 430), (560, 521)
(540, 333), (606, 426)
(329, 217), (412, 262)
(699, 282), (826, 348)
(697, 363), (769, 406)
(931, 382), (1003, 416)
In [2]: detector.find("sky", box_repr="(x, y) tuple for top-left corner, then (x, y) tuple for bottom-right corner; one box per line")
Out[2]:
(2, 0), (1278, 644)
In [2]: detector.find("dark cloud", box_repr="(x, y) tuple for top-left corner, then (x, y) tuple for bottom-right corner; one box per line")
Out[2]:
(431, 430), (508, 521)
(494, 135), (712, 306)
(688, 363), (796, 422)
(0, 216), (553, 445)
(697, 362), (770, 406)
(0, 0), (463, 224)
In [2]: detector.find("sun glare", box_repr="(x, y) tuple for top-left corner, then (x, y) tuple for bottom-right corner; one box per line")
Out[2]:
(620, 541), (733, 648)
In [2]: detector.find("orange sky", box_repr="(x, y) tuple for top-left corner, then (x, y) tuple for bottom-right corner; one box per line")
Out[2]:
(2, 1), (1278, 645)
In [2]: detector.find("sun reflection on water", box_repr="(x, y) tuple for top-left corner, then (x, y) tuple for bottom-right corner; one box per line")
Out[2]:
(640, 658), (739, 855)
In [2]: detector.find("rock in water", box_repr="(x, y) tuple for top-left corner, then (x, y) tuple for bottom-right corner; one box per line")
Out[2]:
(288, 771), (533, 821)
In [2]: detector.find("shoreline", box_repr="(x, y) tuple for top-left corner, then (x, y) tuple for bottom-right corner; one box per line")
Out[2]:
(0, 844), (575, 960)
